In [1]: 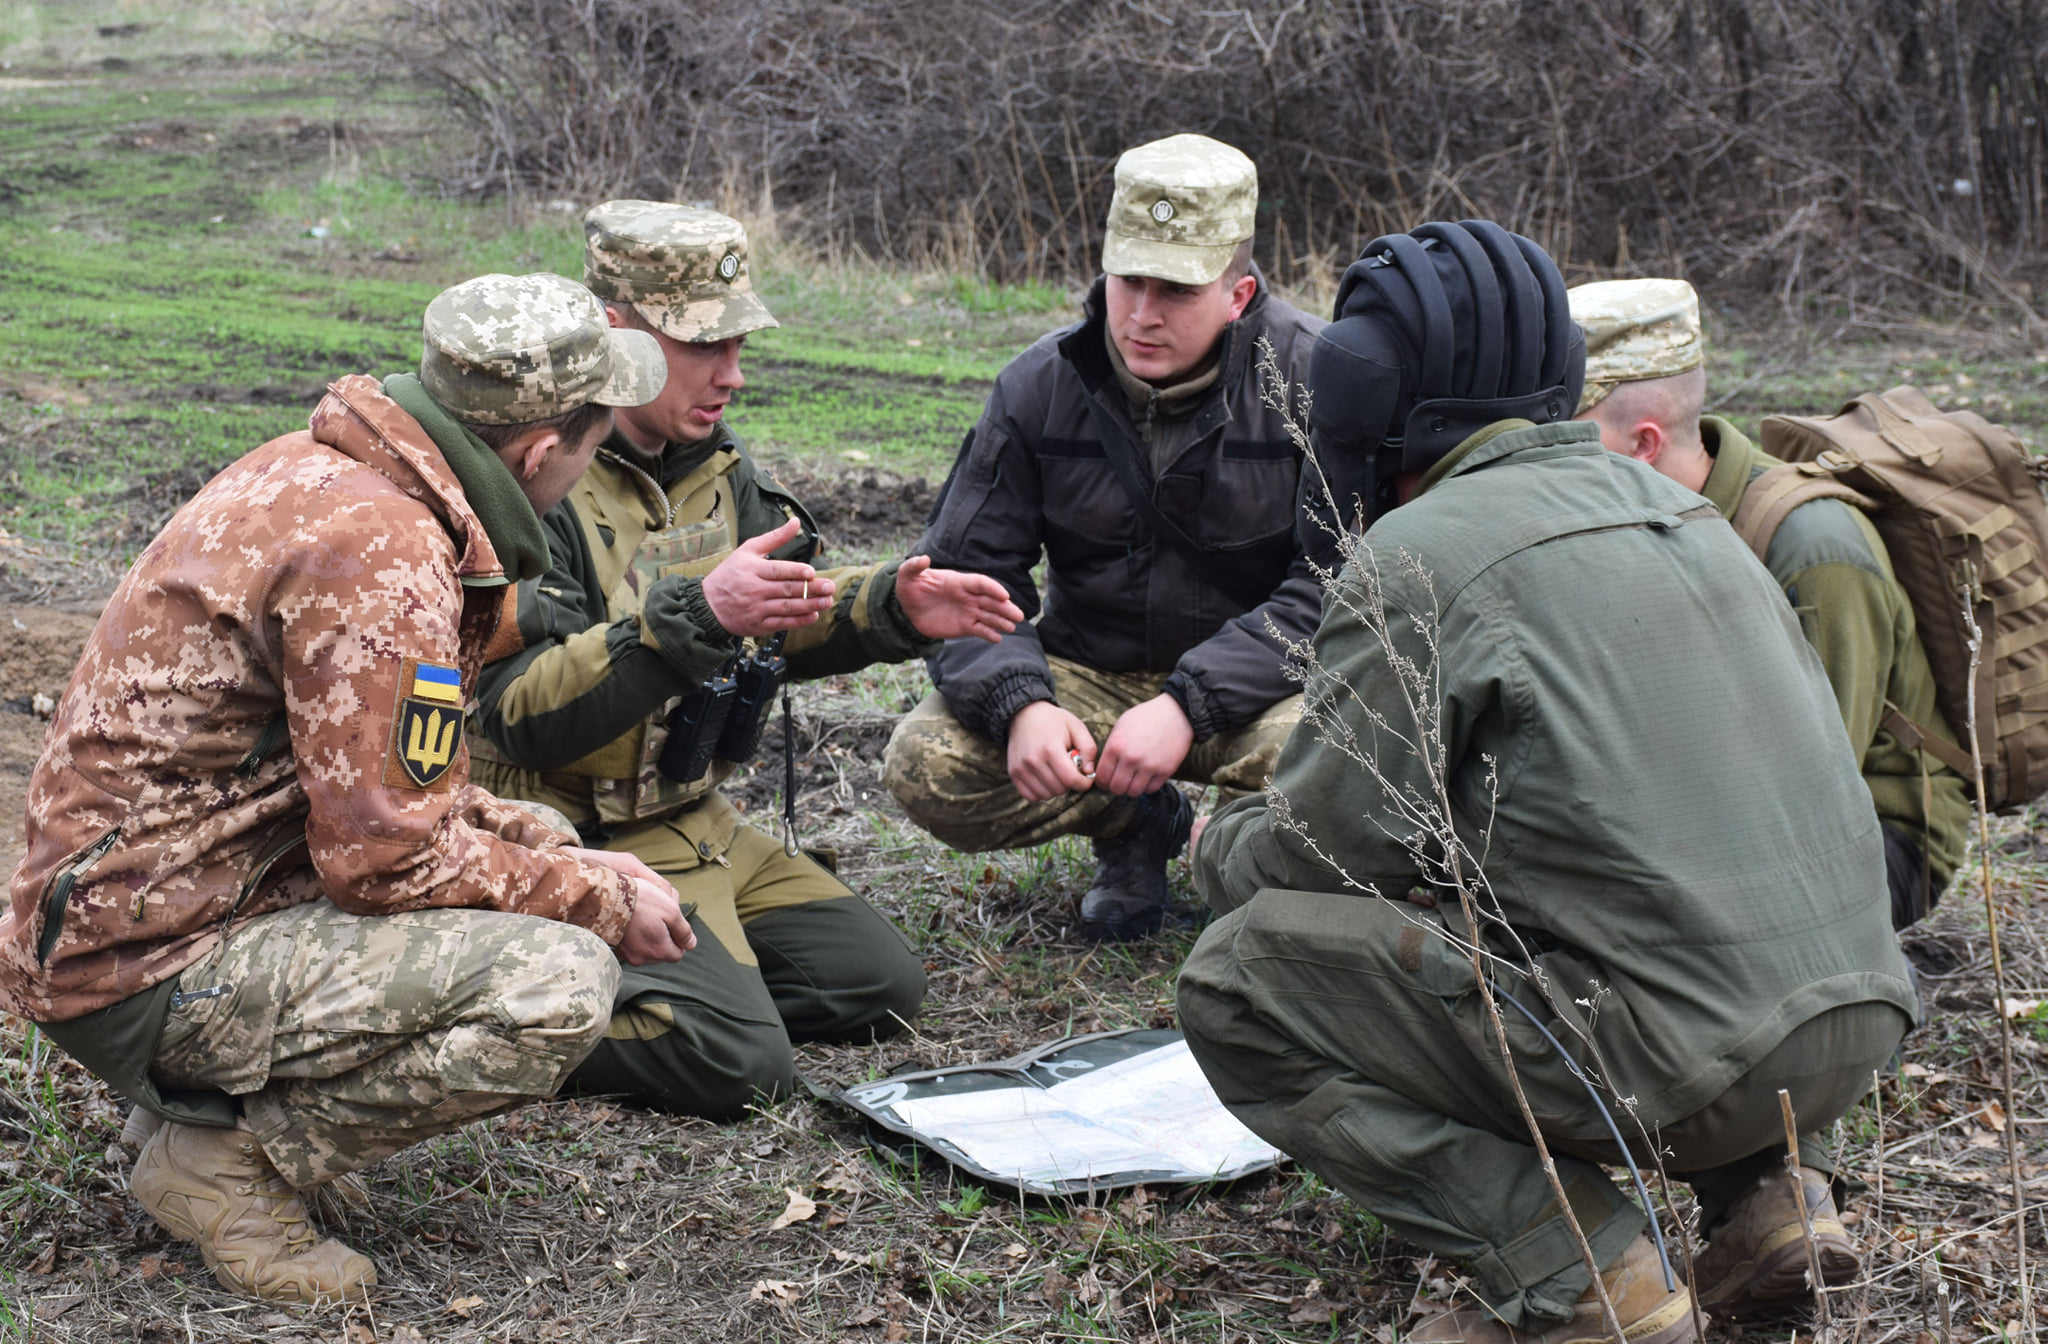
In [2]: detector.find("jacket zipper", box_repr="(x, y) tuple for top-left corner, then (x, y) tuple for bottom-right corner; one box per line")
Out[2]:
(233, 711), (291, 779)
(37, 827), (121, 967)
(600, 449), (678, 527)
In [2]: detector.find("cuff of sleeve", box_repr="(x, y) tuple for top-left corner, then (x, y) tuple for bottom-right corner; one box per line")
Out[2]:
(982, 670), (1058, 743)
(639, 575), (737, 672)
(879, 572), (934, 651)
(587, 866), (637, 946)
(1163, 671), (1219, 742)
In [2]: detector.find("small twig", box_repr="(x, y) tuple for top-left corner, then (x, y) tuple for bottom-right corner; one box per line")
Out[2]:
(1780, 1089), (1833, 1335)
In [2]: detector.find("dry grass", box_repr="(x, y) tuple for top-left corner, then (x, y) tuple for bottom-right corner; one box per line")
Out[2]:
(4, 642), (2047, 1341)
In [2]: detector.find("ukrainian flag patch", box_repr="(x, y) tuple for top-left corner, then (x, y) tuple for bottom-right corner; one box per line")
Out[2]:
(410, 660), (464, 704)
(384, 656), (465, 791)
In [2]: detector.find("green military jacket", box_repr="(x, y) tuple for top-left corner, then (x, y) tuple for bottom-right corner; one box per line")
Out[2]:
(1196, 420), (1917, 1127)
(472, 425), (932, 832)
(1699, 415), (1970, 893)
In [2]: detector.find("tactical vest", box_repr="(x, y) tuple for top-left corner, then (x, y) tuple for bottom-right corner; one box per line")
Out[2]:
(478, 444), (744, 825)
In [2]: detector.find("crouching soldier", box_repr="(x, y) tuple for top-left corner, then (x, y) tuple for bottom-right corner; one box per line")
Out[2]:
(0, 273), (694, 1304)
(1179, 223), (1915, 1339)
(470, 202), (1019, 1120)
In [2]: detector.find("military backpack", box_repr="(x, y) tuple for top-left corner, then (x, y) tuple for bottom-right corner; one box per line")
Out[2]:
(1732, 384), (2048, 812)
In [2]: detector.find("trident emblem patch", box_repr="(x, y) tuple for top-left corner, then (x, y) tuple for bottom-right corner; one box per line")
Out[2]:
(385, 657), (465, 791)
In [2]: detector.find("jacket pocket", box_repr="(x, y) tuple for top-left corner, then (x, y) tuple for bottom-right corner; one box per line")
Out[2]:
(36, 827), (121, 967)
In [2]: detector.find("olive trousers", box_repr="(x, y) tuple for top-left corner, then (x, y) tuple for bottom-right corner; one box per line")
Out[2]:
(1177, 888), (1907, 1327)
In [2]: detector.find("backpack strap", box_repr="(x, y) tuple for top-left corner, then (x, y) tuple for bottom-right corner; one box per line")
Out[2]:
(1729, 463), (1878, 562)
(1078, 390), (1276, 610)
(1880, 705), (1976, 778)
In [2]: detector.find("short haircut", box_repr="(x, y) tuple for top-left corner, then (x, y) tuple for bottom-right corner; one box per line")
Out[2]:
(463, 398), (612, 454)
(1222, 237), (1256, 285)
(1588, 366), (1707, 446)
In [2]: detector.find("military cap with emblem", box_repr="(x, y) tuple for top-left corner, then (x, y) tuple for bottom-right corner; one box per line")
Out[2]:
(1568, 277), (1704, 414)
(582, 200), (779, 344)
(1101, 134), (1259, 287)
(420, 272), (666, 426)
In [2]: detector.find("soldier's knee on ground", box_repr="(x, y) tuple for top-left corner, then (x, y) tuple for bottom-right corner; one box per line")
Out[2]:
(880, 713), (999, 850)
(569, 1002), (796, 1122)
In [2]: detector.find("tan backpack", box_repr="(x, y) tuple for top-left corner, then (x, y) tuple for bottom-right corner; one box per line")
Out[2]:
(1731, 385), (2048, 812)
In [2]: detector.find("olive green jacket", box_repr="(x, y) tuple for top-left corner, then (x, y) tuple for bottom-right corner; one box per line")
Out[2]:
(472, 425), (931, 828)
(1699, 415), (1970, 895)
(1195, 420), (1917, 1126)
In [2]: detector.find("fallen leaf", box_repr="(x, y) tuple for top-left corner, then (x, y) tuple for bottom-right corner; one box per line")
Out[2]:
(1039, 1267), (1072, 1305)
(2000, 998), (2042, 1019)
(1980, 1100), (2008, 1132)
(819, 1163), (867, 1194)
(885, 1324), (907, 1342)
(1900, 1062), (1933, 1077)
(347, 1325), (377, 1344)
(771, 1187), (818, 1230)
(447, 1294), (486, 1317)
(138, 1255), (163, 1280)
(389, 1327), (428, 1343)
(824, 1208), (849, 1228)
(846, 1303), (886, 1326)
(36, 1294), (83, 1319)
(26, 1244), (57, 1275)
(1004, 1242), (1028, 1261)
(750, 1278), (802, 1304)
(1289, 1298), (1343, 1325)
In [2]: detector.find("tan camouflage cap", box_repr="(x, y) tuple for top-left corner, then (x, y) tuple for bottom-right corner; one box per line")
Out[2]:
(1569, 277), (1704, 414)
(420, 273), (666, 426)
(1101, 134), (1258, 286)
(583, 200), (779, 343)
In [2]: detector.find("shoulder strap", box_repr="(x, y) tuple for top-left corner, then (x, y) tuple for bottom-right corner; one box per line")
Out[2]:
(1078, 390), (1275, 610)
(1729, 463), (1878, 561)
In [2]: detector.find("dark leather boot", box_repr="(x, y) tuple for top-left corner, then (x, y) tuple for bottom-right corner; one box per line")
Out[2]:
(1077, 785), (1193, 942)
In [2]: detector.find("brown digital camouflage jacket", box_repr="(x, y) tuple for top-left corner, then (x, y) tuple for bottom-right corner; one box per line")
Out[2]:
(0, 375), (635, 1024)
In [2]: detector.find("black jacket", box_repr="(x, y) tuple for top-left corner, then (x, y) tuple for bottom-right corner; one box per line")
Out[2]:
(918, 275), (1325, 742)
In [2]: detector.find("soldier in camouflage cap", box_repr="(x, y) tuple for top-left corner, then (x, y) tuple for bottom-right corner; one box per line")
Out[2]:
(422, 271), (666, 424)
(584, 200), (779, 344)
(1572, 277), (1704, 415)
(1101, 133), (1259, 286)
(1571, 276), (1968, 1316)
(884, 134), (1324, 942)
(468, 202), (1020, 1121)
(0, 271), (693, 1306)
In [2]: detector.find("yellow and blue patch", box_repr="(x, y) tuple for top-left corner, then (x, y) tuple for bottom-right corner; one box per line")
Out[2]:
(384, 656), (465, 791)
(410, 661), (464, 705)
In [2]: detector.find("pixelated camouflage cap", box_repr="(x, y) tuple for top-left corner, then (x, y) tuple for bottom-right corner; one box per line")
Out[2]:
(420, 273), (666, 426)
(583, 200), (779, 343)
(1100, 134), (1258, 286)
(1569, 278), (1704, 414)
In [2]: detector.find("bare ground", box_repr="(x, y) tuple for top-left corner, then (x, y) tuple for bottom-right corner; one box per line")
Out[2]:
(0, 475), (2044, 1342)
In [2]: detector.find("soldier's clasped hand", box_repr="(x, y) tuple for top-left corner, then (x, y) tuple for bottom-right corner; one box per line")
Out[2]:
(703, 517), (835, 636)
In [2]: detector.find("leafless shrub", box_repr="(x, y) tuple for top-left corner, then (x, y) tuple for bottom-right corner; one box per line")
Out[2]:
(303, 0), (2048, 326)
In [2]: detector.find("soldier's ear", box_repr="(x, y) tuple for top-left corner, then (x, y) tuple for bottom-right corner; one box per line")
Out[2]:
(603, 303), (629, 330)
(516, 430), (563, 482)
(1227, 274), (1258, 320)
(1629, 418), (1667, 467)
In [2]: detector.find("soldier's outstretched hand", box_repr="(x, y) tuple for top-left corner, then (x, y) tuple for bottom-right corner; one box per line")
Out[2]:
(703, 517), (836, 636)
(895, 556), (1023, 644)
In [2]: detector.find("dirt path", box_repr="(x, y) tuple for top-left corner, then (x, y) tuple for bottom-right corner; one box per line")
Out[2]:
(0, 603), (101, 872)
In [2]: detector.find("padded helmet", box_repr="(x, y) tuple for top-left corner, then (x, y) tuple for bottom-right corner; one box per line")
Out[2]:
(1306, 220), (1586, 530)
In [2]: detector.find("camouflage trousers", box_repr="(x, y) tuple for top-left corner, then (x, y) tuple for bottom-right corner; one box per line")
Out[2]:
(150, 900), (619, 1188)
(564, 790), (926, 1119)
(882, 657), (1302, 851)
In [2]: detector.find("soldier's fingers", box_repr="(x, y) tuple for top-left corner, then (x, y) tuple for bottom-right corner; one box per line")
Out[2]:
(738, 517), (805, 554)
(749, 559), (816, 586)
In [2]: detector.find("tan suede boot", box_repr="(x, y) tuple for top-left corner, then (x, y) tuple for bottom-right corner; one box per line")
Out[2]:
(1691, 1165), (1856, 1319)
(130, 1121), (375, 1304)
(1410, 1235), (1698, 1344)
(117, 1106), (164, 1159)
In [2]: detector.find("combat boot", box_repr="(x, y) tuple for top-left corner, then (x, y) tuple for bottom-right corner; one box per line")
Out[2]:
(1076, 784), (1193, 942)
(1409, 1235), (1697, 1344)
(131, 1120), (375, 1305)
(1691, 1165), (1856, 1318)
(118, 1105), (164, 1159)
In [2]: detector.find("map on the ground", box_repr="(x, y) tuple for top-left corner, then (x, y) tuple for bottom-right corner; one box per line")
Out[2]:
(836, 1029), (1285, 1195)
